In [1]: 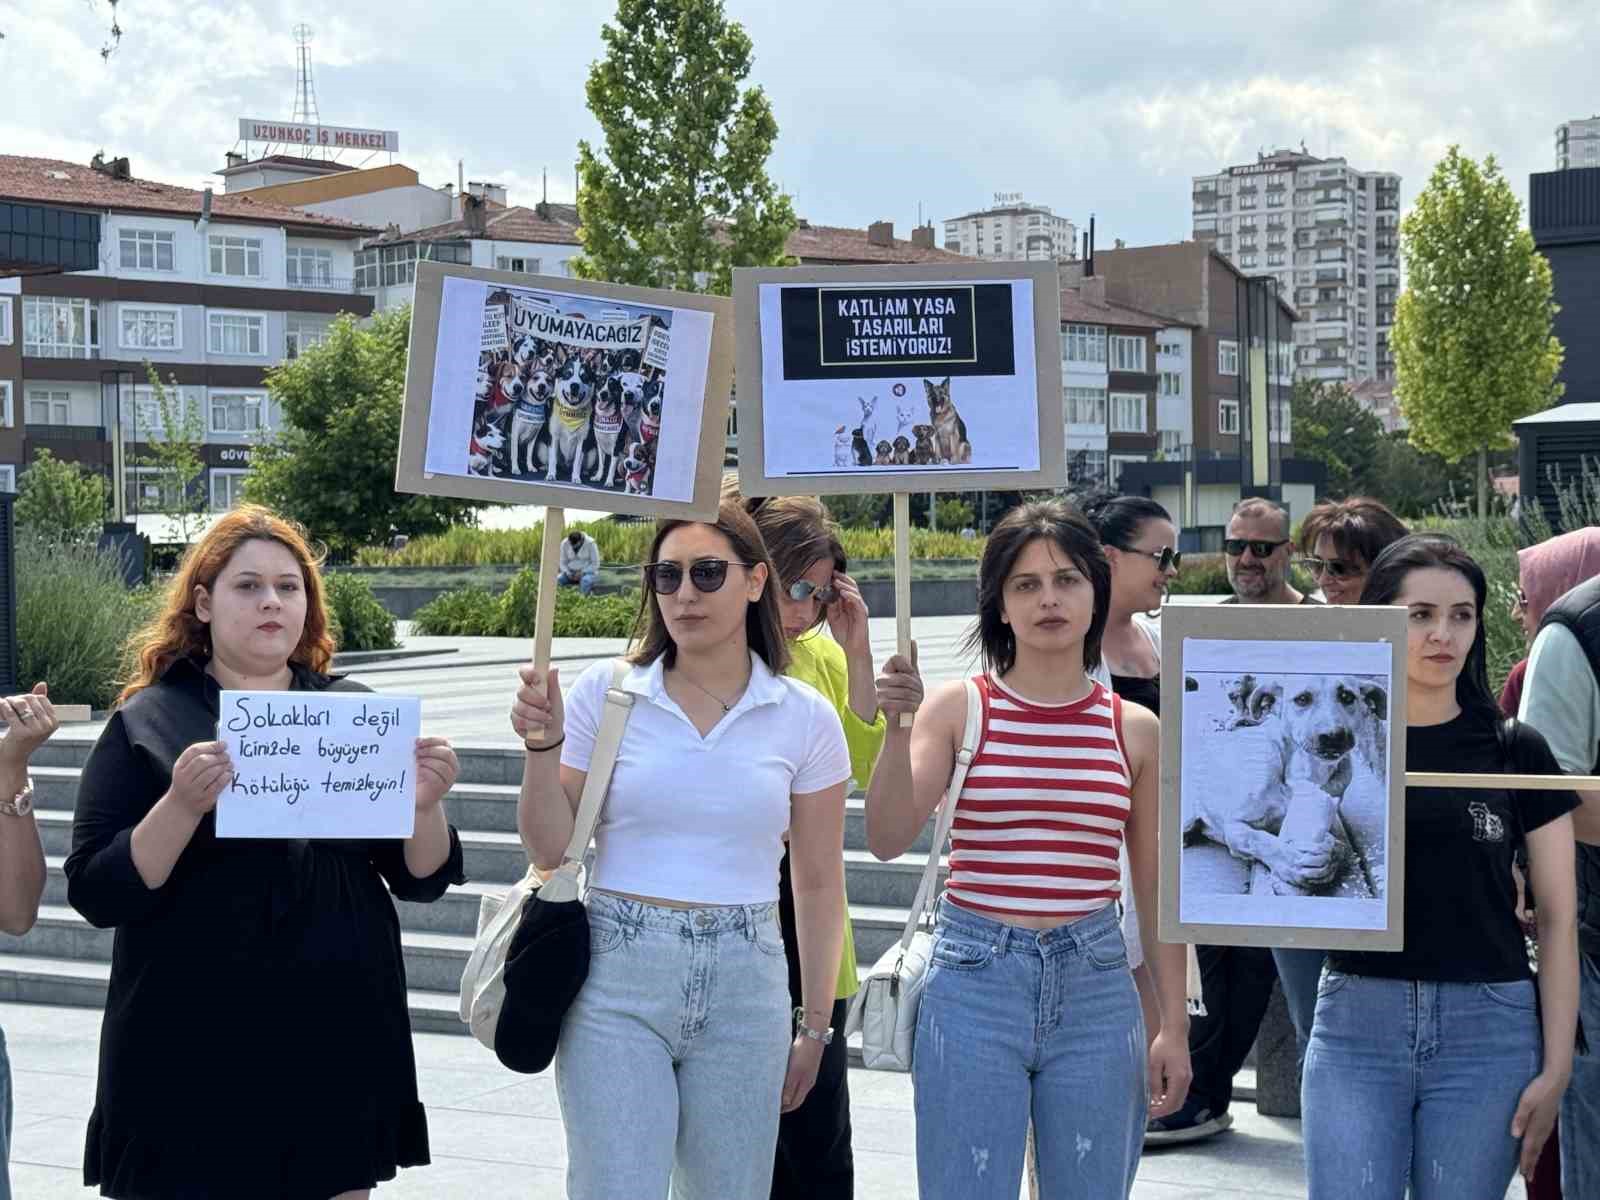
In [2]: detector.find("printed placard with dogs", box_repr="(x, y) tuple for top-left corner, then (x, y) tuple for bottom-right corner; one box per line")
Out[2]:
(1157, 603), (1409, 952)
(733, 262), (1064, 496)
(397, 261), (733, 520)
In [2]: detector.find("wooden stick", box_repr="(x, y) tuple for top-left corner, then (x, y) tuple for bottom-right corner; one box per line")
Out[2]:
(1405, 772), (1600, 791)
(526, 507), (566, 742)
(0, 704), (91, 724)
(893, 493), (913, 729)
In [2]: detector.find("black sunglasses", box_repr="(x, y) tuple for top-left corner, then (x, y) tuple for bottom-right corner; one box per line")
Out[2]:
(1298, 556), (1364, 580)
(643, 558), (750, 595)
(1130, 546), (1181, 572)
(787, 579), (839, 604)
(1224, 538), (1290, 559)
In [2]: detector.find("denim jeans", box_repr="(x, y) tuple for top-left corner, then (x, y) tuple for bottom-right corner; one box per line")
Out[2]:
(0, 1026), (11, 1200)
(1562, 952), (1600, 1197)
(558, 570), (598, 596)
(912, 899), (1146, 1200)
(555, 892), (791, 1200)
(1302, 970), (1541, 1200)
(1272, 946), (1325, 1054)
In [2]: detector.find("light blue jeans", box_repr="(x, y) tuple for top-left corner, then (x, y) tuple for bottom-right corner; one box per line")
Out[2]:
(1273, 946), (1325, 1052)
(912, 899), (1146, 1200)
(555, 892), (791, 1200)
(1562, 952), (1600, 1196)
(1302, 970), (1542, 1200)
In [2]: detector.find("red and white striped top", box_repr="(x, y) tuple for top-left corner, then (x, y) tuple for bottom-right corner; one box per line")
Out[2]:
(946, 675), (1132, 921)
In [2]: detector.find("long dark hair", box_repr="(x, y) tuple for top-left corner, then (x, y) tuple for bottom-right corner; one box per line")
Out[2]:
(629, 499), (790, 674)
(963, 498), (1110, 676)
(1360, 533), (1497, 718)
(1079, 489), (1172, 551)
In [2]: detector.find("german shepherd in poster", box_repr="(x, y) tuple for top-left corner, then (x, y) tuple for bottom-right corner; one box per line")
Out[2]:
(838, 377), (971, 470)
(468, 288), (670, 495)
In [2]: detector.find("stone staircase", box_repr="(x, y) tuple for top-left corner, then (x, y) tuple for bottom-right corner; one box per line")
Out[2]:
(0, 738), (943, 1037)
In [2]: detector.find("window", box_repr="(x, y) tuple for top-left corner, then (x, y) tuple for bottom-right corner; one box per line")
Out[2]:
(210, 468), (250, 512)
(1109, 335), (1146, 372)
(1276, 401), (1293, 442)
(354, 249), (379, 289)
(1218, 398), (1240, 435)
(209, 235), (263, 278)
(23, 297), (99, 358)
(1062, 324), (1106, 364)
(497, 255), (542, 274)
(1267, 252), (1285, 267)
(1158, 429), (1183, 457)
(1241, 254), (1258, 268)
(119, 305), (181, 351)
(119, 228), (176, 272)
(0, 380), (10, 427)
(0, 296), (11, 345)
(286, 246), (333, 288)
(1109, 454), (1146, 487)
(380, 244), (417, 287)
(27, 389), (72, 425)
(1070, 448), (1107, 482)
(285, 317), (329, 361)
(207, 312), (267, 356)
(1218, 340), (1240, 376)
(1159, 370), (1184, 396)
(125, 467), (189, 516)
(209, 391), (266, 434)
(1065, 386), (1106, 425)
(131, 385), (182, 434)
(0, 466), (13, 494)
(1109, 392), (1147, 433)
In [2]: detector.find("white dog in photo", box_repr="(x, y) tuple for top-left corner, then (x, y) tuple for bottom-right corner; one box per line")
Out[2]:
(547, 356), (596, 483)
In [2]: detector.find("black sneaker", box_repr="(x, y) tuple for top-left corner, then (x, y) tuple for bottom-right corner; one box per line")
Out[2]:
(1144, 1102), (1234, 1147)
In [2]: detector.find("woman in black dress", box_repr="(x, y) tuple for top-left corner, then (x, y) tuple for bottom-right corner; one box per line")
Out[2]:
(65, 506), (465, 1200)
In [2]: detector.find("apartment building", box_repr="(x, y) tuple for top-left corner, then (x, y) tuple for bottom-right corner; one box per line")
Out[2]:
(1056, 283), (1166, 491)
(0, 154), (375, 524)
(942, 193), (1077, 261)
(1557, 118), (1600, 170)
(1192, 147), (1399, 385)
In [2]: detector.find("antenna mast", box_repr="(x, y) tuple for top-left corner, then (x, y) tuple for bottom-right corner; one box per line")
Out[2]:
(291, 23), (323, 158)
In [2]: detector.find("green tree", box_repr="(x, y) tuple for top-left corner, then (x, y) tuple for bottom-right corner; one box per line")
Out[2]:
(1391, 146), (1564, 518)
(571, 0), (797, 294)
(14, 449), (107, 543)
(246, 310), (477, 555)
(135, 364), (209, 543)
(1289, 380), (1384, 497)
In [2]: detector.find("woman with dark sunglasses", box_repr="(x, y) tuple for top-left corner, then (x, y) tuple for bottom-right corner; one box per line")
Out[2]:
(510, 499), (852, 1199)
(728, 483), (922, 1200)
(1296, 497), (1408, 606)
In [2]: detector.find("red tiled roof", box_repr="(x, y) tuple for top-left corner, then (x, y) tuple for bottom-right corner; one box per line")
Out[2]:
(1057, 290), (1168, 331)
(368, 203), (582, 247)
(0, 155), (378, 234)
(786, 223), (970, 264)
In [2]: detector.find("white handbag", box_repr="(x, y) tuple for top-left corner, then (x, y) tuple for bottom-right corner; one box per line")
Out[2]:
(458, 660), (633, 1052)
(844, 678), (982, 1071)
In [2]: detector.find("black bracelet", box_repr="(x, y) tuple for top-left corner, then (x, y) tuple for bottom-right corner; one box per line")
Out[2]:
(524, 734), (565, 753)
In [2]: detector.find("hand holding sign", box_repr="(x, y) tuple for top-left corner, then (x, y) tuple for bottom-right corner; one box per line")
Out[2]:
(169, 740), (233, 816)
(415, 737), (460, 812)
(875, 640), (923, 720)
(511, 663), (564, 750)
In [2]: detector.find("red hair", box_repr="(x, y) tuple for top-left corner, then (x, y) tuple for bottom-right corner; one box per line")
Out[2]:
(118, 505), (335, 705)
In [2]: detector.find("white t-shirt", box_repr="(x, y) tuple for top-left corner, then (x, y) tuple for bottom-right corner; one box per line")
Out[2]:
(561, 653), (851, 905)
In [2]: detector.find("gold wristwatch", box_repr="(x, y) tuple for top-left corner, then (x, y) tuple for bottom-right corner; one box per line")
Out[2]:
(0, 777), (33, 818)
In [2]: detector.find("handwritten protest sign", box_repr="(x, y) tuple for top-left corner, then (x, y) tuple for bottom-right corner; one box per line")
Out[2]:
(481, 306), (507, 353)
(215, 691), (422, 839)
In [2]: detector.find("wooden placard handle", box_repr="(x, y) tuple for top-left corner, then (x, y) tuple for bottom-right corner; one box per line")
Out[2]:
(525, 507), (566, 743)
(1404, 772), (1600, 791)
(893, 493), (913, 729)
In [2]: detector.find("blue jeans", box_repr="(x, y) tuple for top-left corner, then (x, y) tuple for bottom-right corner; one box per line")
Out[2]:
(0, 1027), (11, 1200)
(1302, 970), (1541, 1200)
(1272, 946), (1325, 1053)
(559, 570), (597, 596)
(1562, 952), (1600, 1197)
(555, 892), (791, 1200)
(912, 899), (1146, 1200)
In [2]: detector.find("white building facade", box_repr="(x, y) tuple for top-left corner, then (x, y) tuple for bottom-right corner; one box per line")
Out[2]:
(943, 193), (1077, 261)
(1557, 117), (1600, 170)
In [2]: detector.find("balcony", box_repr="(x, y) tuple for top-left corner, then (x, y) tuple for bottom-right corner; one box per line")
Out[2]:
(286, 272), (357, 293)
(24, 424), (107, 442)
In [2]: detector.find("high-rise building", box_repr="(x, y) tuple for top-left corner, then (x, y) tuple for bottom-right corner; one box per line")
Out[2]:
(941, 193), (1077, 261)
(1192, 148), (1399, 384)
(1557, 117), (1600, 170)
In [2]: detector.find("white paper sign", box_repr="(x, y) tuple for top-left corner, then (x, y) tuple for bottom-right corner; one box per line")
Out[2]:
(215, 691), (422, 839)
(481, 307), (507, 352)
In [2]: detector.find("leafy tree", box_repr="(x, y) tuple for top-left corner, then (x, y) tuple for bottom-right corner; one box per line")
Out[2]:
(14, 449), (107, 543)
(571, 0), (797, 294)
(134, 364), (209, 543)
(246, 310), (477, 555)
(1391, 147), (1563, 518)
(1289, 380), (1384, 498)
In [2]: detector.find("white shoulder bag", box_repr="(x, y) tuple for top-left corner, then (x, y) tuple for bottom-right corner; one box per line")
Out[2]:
(458, 659), (634, 1051)
(843, 677), (983, 1071)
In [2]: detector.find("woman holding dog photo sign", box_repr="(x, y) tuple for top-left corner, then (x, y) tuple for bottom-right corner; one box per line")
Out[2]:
(1301, 534), (1579, 1199)
(64, 506), (466, 1200)
(866, 500), (1191, 1199)
(511, 499), (852, 1200)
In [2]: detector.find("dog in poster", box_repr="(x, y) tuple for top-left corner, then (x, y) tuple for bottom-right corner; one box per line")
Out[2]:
(510, 369), (552, 476)
(925, 378), (971, 464)
(468, 416), (506, 476)
(911, 424), (937, 466)
(546, 356), (596, 483)
(621, 439), (655, 495)
(873, 439), (894, 466)
(591, 375), (630, 488)
(892, 434), (912, 466)
(851, 426), (872, 466)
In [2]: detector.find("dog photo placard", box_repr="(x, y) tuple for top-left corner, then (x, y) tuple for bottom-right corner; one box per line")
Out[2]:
(733, 262), (1064, 496)
(397, 261), (733, 520)
(1158, 603), (1409, 952)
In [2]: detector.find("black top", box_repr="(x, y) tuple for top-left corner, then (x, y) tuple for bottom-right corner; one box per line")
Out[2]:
(1329, 709), (1577, 983)
(64, 657), (466, 1200)
(1110, 673), (1161, 719)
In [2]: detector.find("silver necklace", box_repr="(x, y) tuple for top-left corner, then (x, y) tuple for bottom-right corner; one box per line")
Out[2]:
(674, 669), (743, 713)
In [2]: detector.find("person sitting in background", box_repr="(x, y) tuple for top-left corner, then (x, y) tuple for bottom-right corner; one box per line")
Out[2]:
(559, 528), (601, 596)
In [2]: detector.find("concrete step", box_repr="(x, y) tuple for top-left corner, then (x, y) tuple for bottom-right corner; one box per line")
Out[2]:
(844, 797), (937, 855)
(844, 848), (946, 910)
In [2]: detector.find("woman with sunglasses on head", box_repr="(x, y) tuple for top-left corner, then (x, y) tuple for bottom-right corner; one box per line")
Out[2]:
(729, 483), (922, 1200)
(511, 499), (852, 1200)
(1296, 497), (1408, 606)
(1301, 534), (1579, 1200)
(867, 500), (1191, 1199)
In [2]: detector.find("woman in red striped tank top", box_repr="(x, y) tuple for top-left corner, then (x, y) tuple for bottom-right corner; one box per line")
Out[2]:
(866, 500), (1192, 1199)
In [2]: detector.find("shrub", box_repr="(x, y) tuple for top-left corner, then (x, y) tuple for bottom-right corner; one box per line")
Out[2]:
(16, 536), (156, 709)
(410, 588), (502, 637)
(14, 450), (107, 544)
(409, 570), (640, 639)
(323, 572), (398, 652)
(935, 498), (975, 531)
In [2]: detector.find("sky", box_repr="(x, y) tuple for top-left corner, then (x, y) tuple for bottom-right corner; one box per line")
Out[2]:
(1, 0), (1595, 247)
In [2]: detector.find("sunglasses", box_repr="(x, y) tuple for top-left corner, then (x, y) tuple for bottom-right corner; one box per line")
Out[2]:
(787, 579), (839, 604)
(1298, 556), (1364, 580)
(642, 558), (750, 596)
(1223, 538), (1290, 559)
(1510, 587), (1529, 611)
(1131, 546), (1182, 572)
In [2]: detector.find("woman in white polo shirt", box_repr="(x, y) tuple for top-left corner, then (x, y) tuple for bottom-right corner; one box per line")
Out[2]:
(512, 498), (852, 1200)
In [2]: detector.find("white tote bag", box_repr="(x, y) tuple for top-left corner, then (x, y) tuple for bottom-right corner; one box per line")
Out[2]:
(844, 678), (982, 1071)
(458, 660), (633, 1051)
